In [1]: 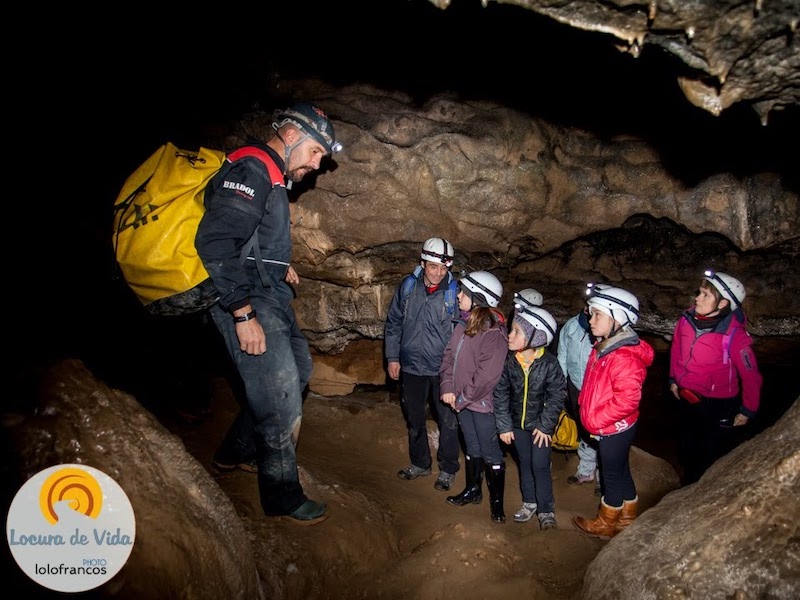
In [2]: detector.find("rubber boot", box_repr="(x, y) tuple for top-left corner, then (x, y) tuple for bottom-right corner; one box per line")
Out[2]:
(615, 496), (639, 534)
(446, 455), (483, 506)
(572, 498), (622, 539)
(485, 462), (506, 523)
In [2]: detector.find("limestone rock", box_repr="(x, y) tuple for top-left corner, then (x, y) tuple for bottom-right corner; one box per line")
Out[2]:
(580, 395), (800, 600)
(3, 360), (265, 600)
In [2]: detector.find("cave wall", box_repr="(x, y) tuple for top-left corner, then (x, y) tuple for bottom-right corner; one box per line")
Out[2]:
(215, 80), (799, 394)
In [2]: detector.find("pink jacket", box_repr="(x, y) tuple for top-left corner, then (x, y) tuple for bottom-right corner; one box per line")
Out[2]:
(669, 308), (762, 416)
(579, 329), (655, 436)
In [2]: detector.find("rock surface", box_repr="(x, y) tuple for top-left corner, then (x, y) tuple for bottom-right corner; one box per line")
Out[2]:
(581, 394), (800, 600)
(3, 360), (264, 600)
(430, 0), (800, 121)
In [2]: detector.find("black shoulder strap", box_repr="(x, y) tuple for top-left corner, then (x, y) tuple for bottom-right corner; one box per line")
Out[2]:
(229, 147), (285, 287)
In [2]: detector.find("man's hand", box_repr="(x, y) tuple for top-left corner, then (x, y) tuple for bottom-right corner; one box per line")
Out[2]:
(388, 361), (401, 380)
(233, 306), (266, 355)
(285, 265), (300, 285)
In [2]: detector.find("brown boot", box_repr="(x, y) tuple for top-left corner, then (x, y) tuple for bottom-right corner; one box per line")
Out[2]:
(615, 496), (638, 534)
(572, 498), (622, 539)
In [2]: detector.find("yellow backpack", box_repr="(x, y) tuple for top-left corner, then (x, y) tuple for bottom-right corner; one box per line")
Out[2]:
(112, 142), (283, 316)
(551, 410), (579, 453)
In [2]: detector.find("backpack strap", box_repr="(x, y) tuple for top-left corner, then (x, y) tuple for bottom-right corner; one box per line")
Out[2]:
(445, 272), (458, 316)
(227, 146), (285, 186)
(227, 146), (285, 287)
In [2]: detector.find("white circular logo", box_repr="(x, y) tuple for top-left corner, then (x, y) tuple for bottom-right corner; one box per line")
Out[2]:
(5, 464), (136, 593)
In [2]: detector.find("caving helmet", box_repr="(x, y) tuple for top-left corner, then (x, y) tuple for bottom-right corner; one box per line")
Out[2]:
(515, 305), (558, 347)
(460, 271), (503, 308)
(273, 102), (342, 155)
(421, 238), (455, 268)
(703, 270), (745, 310)
(513, 288), (544, 312)
(586, 285), (640, 326)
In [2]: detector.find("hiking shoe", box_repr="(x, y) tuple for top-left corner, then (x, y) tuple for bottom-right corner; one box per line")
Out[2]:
(434, 472), (455, 491)
(212, 459), (258, 473)
(567, 474), (594, 485)
(538, 512), (558, 530)
(397, 465), (432, 480)
(513, 502), (538, 523)
(285, 499), (329, 525)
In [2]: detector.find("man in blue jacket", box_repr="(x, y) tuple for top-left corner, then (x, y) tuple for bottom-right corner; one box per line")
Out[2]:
(385, 238), (461, 491)
(196, 102), (342, 524)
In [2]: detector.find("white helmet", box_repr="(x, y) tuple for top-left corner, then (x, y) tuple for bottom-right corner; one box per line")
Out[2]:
(460, 271), (503, 308)
(704, 270), (745, 310)
(513, 288), (543, 312)
(516, 306), (557, 346)
(421, 238), (455, 268)
(586, 286), (640, 326)
(584, 282), (612, 298)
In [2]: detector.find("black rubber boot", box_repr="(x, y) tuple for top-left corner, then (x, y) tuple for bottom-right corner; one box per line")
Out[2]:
(485, 462), (506, 523)
(446, 455), (484, 506)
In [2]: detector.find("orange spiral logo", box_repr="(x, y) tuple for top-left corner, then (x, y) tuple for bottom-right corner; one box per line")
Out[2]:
(38, 467), (103, 525)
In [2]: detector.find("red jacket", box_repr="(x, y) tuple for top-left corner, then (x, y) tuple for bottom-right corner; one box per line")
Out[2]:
(579, 329), (655, 436)
(669, 308), (762, 417)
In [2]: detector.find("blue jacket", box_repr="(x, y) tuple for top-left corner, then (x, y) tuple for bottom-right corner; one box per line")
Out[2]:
(557, 311), (594, 390)
(384, 269), (456, 377)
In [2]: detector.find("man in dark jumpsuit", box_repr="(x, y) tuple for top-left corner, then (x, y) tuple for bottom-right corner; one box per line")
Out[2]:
(196, 102), (342, 524)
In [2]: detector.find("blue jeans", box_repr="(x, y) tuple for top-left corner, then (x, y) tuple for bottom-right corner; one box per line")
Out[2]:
(210, 298), (313, 515)
(457, 409), (503, 465)
(512, 427), (555, 513)
(400, 373), (460, 474)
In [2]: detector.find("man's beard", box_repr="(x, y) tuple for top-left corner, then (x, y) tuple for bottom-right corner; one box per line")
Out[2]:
(288, 165), (312, 182)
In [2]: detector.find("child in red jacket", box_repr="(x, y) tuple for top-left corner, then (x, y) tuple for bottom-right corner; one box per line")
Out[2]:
(572, 286), (654, 540)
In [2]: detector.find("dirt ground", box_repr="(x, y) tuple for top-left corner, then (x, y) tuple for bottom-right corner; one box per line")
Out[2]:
(163, 378), (673, 600)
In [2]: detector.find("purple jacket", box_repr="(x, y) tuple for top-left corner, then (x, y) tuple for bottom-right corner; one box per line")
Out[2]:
(439, 313), (508, 414)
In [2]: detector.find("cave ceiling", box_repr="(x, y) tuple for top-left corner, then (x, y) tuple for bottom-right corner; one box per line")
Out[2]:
(429, 0), (799, 123)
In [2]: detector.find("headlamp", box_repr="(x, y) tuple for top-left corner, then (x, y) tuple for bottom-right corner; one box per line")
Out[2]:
(513, 291), (538, 312)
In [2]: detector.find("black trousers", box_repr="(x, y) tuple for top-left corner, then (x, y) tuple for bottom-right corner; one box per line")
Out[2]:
(678, 394), (742, 485)
(400, 373), (460, 474)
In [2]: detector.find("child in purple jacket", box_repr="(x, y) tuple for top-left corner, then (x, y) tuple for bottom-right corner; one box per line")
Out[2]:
(440, 271), (508, 523)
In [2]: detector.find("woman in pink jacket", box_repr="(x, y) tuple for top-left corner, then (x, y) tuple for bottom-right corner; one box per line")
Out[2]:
(572, 286), (654, 540)
(440, 271), (509, 523)
(669, 270), (762, 485)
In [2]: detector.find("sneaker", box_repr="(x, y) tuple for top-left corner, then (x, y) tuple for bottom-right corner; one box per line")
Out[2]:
(212, 459), (258, 473)
(567, 474), (594, 485)
(434, 472), (455, 491)
(397, 464), (432, 480)
(513, 502), (537, 523)
(538, 512), (558, 530)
